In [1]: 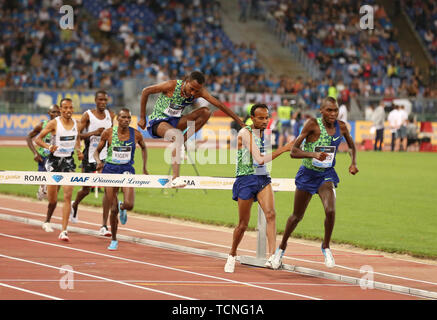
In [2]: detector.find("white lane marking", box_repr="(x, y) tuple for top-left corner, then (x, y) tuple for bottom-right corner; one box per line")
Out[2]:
(0, 253), (195, 300)
(1, 205), (437, 288)
(0, 232), (321, 300)
(0, 282), (63, 300)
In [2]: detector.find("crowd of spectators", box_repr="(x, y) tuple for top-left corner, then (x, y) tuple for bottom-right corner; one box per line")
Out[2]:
(1, 0), (437, 110)
(0, 0), (270, 94)
(267, 0), (437, 107)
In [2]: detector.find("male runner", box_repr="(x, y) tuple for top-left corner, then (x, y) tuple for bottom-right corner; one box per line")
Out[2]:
(95, 108), (148, 250)
(224, 103), (292, 273)
(70, 90), (115, 237)
(137, 71), (245, 188)
(35, 98), (83, 241)
(26, 104), (60, 200)
(271, 97), (358, 269)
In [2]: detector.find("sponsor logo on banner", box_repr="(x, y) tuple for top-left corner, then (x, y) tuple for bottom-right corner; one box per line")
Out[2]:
(0, 174), (20, 181)
(158, 178), (170, 186)
(24, 175), (47, 182)
(52, 175), (64, 183)
(184, 179), (195, 186)
(71, 177), (90, 183)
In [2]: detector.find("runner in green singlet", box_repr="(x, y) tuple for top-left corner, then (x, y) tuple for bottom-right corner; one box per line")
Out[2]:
(138, 71), (245, 188)
(26, 104), (60, 200)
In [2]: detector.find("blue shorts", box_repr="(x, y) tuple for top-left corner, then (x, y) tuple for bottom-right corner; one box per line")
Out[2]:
(38, 157), (48, 172)
(147, 116), (181, 139)
(102, 163), (135, 175)
(295, 166), (339, 195)
(232, 175), (271, 202)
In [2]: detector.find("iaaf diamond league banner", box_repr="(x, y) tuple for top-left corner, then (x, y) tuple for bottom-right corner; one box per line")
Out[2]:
(0, 171), (295, 192)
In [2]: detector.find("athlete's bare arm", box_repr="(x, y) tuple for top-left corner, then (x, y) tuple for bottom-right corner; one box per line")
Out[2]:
(200, 88), (245, 128)
(138, 80), (177, 129)
(338, 120), (358, 175)
(239, 128), (291, 165)
(135, 129), (148, 175)
(290, 118), (328, 161)
(94, 128), (112, 171)
(35, 119), (58, 153)
(26, 122), (44, 162)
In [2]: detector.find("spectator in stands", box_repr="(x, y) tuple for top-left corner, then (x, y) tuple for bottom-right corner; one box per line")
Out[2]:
(372, 102), (385, 151)
(388, 104), (401, 151)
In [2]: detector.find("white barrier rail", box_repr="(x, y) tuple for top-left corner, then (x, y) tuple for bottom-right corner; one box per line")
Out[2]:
(0, 170), (296, 265)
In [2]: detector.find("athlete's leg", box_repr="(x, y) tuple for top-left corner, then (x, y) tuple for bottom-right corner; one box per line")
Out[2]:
(229, 198), (254, 257)
(72, 166), (91, 212)
(120, 187), (134, 211)
(156, 121), (184, 179)
(45, 185), (58, 223)
(278, 189), (313, 251)
(317, 181), (336, 249)
(62, 185), (73, 232)
(177, 107), (211, 141)
(106, 187), (119, 241)
(102, 188), (110, 227)
(256, 184), (276, 256)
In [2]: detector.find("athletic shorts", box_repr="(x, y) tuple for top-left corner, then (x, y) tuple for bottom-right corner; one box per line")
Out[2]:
(295, 165), (339, 195)
(81, 157), (98, 173)
(232, 174), (271, 202)
(397, 126), (407, 139)
(102, 163), (135, 175)
(147, 116), (181, 139)
(38, 157), (48, 172)
(45, 155), (76, 173)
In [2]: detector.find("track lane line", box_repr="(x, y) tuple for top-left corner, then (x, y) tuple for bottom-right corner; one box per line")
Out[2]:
(0, 232), (321, 300)
(0, 282), (63, 300)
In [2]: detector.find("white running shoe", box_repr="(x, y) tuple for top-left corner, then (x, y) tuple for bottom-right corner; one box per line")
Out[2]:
(264, 255), (274, 268)
(58, 231), (69, 242)
(170, 177), (187, 188)
(271, 248), (284, 270)
(69, 201), (78, 223)
(224, 255), (236, 273)
(99, 226), (112, 237)
(42, 222), (54, 233)
(321, 245), (335, 268)
(36, 185), (46, 201)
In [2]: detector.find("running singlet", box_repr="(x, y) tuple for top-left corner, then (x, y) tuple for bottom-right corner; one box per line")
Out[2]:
(302, 118), (341, 172)
(84, 109), (112, 163)
(105, 126), (136, 165)
(236, 126), (269, 177)
(37, 120), (51, 158)
(52, 117), (78, 158)
(149, 80), (196, 120)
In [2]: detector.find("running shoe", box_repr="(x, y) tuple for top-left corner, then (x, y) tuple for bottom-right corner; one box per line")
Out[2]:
(271, 247), (284, 270)
(69, 201), (78, 223)
(170, 177), (187, 188)
(36, 185), (46, 201)
(108, 240), (118, 251)
(224, 255), (236, 273)
(118, 201), (127, 225)
(99, 226), (111, 237)
(264, 255), (274, 268)
(321, 245), (335, 268)
(42, 222), (54, 233)
(58, 231), (69, 242)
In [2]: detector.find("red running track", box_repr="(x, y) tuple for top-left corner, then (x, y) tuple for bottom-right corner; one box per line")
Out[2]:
(0, 195), (435, 303)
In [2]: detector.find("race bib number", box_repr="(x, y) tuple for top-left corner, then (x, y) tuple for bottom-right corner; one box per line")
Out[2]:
(112, 146), (132, 164)
(55, 135), (76, 156)
(312, 146), (336, 168)
(164, 103), (183, 117)
(88, 136), (103, 163)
